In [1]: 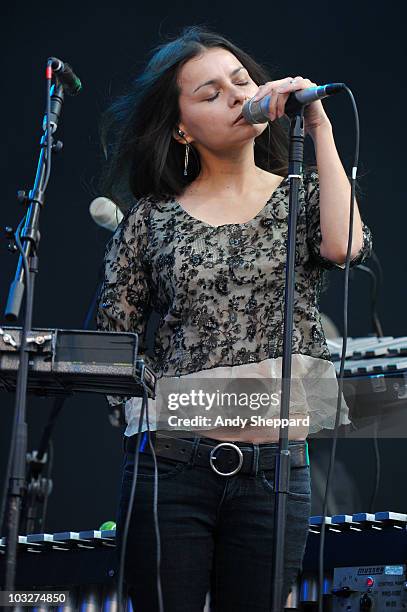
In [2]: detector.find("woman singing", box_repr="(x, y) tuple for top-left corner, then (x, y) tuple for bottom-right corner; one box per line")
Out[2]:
(96, 25), (372, 611)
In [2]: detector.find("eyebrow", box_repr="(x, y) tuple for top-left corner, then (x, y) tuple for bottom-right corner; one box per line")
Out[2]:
(192, 66), (246, 94)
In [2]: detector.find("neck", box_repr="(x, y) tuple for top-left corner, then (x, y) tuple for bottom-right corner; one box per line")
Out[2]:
(191, 140), (262, 197)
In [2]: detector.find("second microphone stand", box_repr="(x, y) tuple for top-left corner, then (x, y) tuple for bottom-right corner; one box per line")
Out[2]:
(1, 79), (65, 591)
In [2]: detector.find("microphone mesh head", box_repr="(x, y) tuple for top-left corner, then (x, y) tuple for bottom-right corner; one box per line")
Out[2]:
(89, 197), (123, 232)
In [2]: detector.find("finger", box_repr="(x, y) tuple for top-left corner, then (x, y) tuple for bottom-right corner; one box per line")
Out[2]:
(273, 77), (317, 117)
(277, 77), (318, 94)
(273, 78), (299, 118)
(276, 76), (305, 93)
(253, 80), (293, 118)
(267, 89), (290, 120)
(266, 91), (278, 120)
(252, 77), (293, 101)
(260, 87), (283, 117)
(276, 92), (290, 118)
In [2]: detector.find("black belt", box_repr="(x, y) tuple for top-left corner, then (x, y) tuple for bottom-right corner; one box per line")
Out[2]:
(125, 432), (308, 477)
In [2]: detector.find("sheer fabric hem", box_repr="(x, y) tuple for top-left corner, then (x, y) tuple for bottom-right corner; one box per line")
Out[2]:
(123, 353), (349, 437)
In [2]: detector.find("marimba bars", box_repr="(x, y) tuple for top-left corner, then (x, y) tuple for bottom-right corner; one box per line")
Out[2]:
(2, 512), (407, 610)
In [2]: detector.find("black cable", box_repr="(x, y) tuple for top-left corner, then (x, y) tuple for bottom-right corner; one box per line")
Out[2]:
(40, 438), (53, 532)
(346, 258), (384, 514)
(83, 274), (104, 330)
(146, 401), (164, 611)
(368, 417), (381, 513)
(116, 381), (164, 612)
(317, 85), (360, 612)
(355, 263), (384, 337)
(369, 251), (384, 337)
(31, 397), (65, 533)
(342, 260), (385, 516)
(371, 249), (384, 288)
(0, 215), (29, 537)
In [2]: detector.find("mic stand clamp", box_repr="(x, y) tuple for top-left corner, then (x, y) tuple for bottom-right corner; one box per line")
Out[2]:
(21, 450), (53, 535)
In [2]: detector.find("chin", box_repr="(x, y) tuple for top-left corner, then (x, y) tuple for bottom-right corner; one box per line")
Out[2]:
(256, 122), (269, 134)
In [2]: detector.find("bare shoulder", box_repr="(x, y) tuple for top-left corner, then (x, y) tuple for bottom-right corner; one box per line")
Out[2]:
(257, 169), (286, 189)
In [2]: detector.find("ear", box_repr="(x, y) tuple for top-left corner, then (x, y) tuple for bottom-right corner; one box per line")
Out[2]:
(173, 125), (189, 145)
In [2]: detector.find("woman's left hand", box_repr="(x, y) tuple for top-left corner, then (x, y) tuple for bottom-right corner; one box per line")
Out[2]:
(251, 76), (332, 137)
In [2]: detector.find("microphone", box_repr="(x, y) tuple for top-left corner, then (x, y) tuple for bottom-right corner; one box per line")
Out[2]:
(48, 57), (82, 96)
(242, 83), (345, 123)
(89, 197), (123, 232)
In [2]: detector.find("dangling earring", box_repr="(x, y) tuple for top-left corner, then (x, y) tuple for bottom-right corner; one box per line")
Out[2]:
(178, 128), (190, 176)
(184, 143), (190, 176)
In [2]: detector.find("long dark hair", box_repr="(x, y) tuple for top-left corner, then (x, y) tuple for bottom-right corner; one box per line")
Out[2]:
(100, 24), (289, 212)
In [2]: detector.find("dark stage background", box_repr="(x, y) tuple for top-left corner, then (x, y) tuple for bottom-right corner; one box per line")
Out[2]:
(1, 2), (405, 532)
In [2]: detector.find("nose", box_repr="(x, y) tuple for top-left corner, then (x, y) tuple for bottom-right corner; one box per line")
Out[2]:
(232, 88), (250, 108)
(236, 87), (248, 101)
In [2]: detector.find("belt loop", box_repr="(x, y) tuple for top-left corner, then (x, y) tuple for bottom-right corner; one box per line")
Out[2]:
(252, 443), (260, 476)
(190, 435), (202, 466)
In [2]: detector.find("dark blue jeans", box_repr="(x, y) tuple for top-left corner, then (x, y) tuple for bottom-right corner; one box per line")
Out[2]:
(116, 433), (311, 612)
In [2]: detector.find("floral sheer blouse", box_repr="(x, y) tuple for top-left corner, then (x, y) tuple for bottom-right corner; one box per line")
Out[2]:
(96, 171), (373, 436)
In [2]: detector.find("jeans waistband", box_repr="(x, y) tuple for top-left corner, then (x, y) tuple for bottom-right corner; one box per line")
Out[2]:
(124, 431), (309, 476)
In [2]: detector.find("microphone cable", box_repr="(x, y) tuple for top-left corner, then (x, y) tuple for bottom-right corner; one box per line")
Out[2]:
(116, 380), (164, 612)
(317, 85), (362, 612)
(344, 258), (385, 514)
(355, 259), (384, 338)
(350, 259), (384, 514)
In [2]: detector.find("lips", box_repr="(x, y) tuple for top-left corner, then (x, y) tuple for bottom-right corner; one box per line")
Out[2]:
(233, 112), (244, 125)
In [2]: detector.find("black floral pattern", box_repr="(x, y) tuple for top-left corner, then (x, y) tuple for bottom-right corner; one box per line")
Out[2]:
(96, 171), (373, 408)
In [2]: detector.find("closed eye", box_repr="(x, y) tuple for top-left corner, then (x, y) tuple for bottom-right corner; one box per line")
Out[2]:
(206, 82), (250, 102)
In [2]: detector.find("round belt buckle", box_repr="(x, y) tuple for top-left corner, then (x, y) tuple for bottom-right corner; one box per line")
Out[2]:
(209, 442), (244, 476)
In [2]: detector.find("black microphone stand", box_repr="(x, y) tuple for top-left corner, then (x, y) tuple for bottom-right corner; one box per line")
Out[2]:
(271, 106), (306, 611)
(1, 74), (65, 591)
